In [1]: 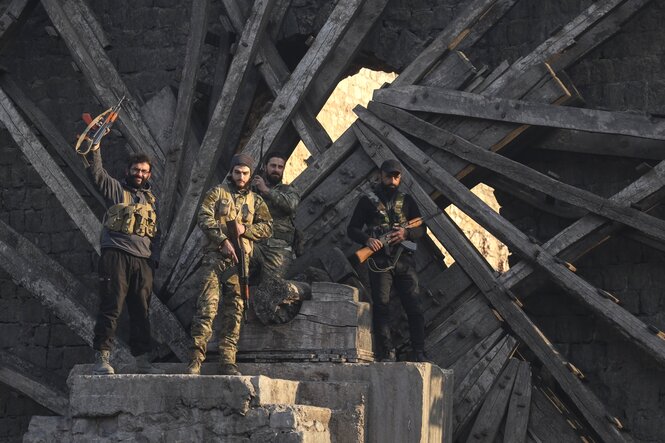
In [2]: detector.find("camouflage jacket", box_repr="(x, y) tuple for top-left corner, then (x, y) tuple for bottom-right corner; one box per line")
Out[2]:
(198, 181), (273, 256)
(259, 182), (299, 244)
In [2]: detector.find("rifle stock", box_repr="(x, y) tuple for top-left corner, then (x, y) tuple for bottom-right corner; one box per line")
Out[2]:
(353, 217), (424, 264)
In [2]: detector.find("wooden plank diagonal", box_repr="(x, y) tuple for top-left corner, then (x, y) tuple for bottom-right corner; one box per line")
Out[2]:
(0, 218), (133, 364)
(0, 72), (105, 207)
(40, 0), (165, 185)
(0, 85), (101, 252)
(0, 349), (68, 415)
(367, 102), (665, 244)
(158, 0), (276, 280)
(222, 0), (332, 155)
(160, 0), (211, 229)
(373, 86), (665, 141)
(356, 106), (665, 369)
(352, 120), (629, 443)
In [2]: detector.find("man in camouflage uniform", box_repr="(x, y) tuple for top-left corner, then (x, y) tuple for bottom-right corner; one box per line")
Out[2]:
(188, 154), (272, 375)
(251, 152), (300, 281)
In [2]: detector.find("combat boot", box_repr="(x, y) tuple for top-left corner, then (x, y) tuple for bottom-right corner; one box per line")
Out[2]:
(219, 362), (241, 376)
(379, 348), (397, 363)
(408, 349), (431, 363)
(187, 351), (204, 375)
(219, 346), (241, 376)
(92, 350), (115, 375)
(135, 353), (165, 374)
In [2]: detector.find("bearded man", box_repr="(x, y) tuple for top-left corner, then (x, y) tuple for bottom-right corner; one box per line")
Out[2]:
(347, 159), (427, 362)
(88, 149), (162, 375)
(188, 154), (272, 375)
(251, 152), (300, 280)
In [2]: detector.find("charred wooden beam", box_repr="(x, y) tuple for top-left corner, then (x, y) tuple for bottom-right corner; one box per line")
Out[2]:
(536, 129), (665, 160)
(528, 386), (589, 442)
(0, 0), (38, 51)
(373, 86), (665, 141)
(0, 72), (105, 207)
(393, 0), (501, 87)
(426, 295), (502, 369)
(486, 0), (628, 94)
(159, 0), (276, 279)
(466, 358), (520, 443)
(238, 0), (374, 165)
(0, 349), (68, 415)
(0, 218), (133, 363)
(357, 107), (665, 369)
(503, 361), (532, 443)
(40, 0), (165, 184)
(160, 0), (211, 230)
(454, 335), (517, 436)
(548, 0), (654, 72)
(223, 0), (332, 155)
(367, 102), (665, 244)
(0, 84), (101, 251)
(291, 122), (361, 199)
(499, 160), (665, 299)
(353, 121), (629, 443)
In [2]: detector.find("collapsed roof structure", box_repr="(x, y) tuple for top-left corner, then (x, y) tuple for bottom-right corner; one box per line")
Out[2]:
(0, 0), (664, 441)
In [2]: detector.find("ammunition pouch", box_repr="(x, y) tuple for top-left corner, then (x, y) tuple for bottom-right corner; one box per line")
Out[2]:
(104, 203), (157, 238)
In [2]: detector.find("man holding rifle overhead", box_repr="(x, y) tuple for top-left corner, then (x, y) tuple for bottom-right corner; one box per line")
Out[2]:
(188, 153), (272, 375)
(347, 159), (427, 362)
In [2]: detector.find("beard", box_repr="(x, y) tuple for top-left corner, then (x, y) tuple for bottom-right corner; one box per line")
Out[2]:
(380, 183), (398, 195)
(266, 172), (282, 185)
(126, 174), (144, 188)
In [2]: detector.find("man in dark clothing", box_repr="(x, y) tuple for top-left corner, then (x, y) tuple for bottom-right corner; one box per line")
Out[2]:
(347, 159), (427, 362)
(88, 149), (162, 375)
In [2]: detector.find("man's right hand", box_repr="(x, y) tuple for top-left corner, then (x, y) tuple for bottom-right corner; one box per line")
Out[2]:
(366, 237), (383, 252)
(220, 239), (239, 264)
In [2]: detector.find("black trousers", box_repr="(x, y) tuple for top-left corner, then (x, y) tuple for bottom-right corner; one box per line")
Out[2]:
(368, 253), (425, 355)
(93, 248), (153, 356)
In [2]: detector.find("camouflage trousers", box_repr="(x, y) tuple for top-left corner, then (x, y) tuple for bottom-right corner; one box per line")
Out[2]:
(250, 238), (293, 283)
(190, 252), (245, 363)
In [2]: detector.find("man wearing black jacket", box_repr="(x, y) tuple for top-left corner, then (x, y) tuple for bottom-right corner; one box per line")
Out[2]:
(347, 159), (427, 362)
(88, 150), (162, 375)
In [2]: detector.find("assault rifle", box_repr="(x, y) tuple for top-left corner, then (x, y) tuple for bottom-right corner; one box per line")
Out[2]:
(353, 214), (436, 264)
(75, 96), (126, 157)
(226, 219), (250, 322)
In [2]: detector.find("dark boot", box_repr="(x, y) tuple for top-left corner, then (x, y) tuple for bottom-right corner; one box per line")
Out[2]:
(219, 362), (241, 376)
(187, 350), (204, 375)
(92, 350), (115, 375)
(219, 346), (241, 376)
(379, 348), (397, 362)
(409, 349), (431, 363)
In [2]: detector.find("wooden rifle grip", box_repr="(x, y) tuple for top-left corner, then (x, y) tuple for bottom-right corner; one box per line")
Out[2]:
(354, 246), (375, 264)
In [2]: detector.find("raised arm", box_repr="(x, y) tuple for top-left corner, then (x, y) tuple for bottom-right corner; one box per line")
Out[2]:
(87, 150), (124, 204)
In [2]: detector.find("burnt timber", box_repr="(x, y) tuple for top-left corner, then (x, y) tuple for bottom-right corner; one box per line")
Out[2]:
(0, 0), (664, 441)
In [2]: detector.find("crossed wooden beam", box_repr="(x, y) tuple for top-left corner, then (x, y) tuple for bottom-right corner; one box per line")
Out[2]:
(0, 0), (660, 441)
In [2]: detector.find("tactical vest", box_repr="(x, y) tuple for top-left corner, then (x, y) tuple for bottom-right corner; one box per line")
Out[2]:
(214, 185), (257, 256)
(104, 189), (157, 238)
(366, 189), (407, 236)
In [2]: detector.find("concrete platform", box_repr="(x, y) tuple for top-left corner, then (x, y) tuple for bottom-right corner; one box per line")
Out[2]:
(26, 362), (452, 443)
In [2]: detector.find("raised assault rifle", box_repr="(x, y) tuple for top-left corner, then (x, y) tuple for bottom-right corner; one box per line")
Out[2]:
(75, 96), (126, 156)
(353, 215), (435, 264)
(226, 219), (250, 322)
